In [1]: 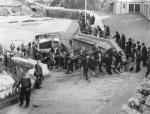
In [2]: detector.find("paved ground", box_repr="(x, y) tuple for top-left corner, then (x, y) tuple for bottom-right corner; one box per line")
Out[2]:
(0, 67), (145, 114)
(99, 13), (150, 46)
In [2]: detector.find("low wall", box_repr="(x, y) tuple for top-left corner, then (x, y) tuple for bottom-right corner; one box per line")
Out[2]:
(45, 8), (80, 19)
(0, 56), (49, 109)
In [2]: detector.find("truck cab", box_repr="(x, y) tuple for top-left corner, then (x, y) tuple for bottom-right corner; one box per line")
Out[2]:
(35, 33), (61, 53)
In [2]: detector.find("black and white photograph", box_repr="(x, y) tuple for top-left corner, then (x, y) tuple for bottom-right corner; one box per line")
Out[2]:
(0, 0), (150, 114)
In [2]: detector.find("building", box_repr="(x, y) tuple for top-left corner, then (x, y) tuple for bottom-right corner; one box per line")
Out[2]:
(141, 0), (150, 20)
(113, 0), (150, 20)
(113, 0), (142, 14)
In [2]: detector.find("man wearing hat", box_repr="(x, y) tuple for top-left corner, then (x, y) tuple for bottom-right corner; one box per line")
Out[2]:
(16, 72), (31, 108)
(141, 43), (147, 66)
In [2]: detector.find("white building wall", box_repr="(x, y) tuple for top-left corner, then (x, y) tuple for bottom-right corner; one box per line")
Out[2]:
(114, 0), (143, 14)
(120, 2), (128, 14)
(115, 2), (121, 14)
(113, 0), (150, 20)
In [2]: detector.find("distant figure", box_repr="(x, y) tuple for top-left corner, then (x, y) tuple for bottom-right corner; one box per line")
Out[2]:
(141, 43), (147, 66)
(104, 25), (107, 38)
(69, 39), (73, 47)
(28, 42), (32, 56)
(92, 15), (95, 25)
(16, 72), (31, 108)
(146, 47), (150, 78)
(81, 53), (89, 80)
(10, 42), (15, 52)
(32, 42), (36, 59)
(120, 34), (126, 50)
(106, 26), (110, 38)
(135, 45), (142, 73)
(17, 46), (21, 54)
(21, 43), (26, 56)
(0, 43), (3, 56)
(4, 51), (8, 67)
(113, 31), (120, 46)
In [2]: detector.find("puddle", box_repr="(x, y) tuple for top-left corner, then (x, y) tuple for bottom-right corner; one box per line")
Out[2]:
(22, 20), (37, 22)
(9, 21), (18, 23)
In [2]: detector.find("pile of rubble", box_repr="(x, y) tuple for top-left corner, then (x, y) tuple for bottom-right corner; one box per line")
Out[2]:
(0, 5), (33, 16)
(121, 78), (150, 114)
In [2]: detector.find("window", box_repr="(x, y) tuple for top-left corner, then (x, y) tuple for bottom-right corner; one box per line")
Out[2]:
(123, 4), (126, 8)
(39, 41), (52, 49)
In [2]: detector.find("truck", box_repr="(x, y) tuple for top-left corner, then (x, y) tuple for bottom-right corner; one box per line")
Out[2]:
(35, 33), (61, 53)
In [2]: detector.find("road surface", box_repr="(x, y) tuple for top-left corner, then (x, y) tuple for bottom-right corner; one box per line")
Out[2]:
(0, 67), (146, 114)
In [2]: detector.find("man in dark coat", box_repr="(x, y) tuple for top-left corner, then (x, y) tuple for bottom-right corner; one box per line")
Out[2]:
(67, 53), (74, 73)
(120, 34), (126, 50)
(135, 45), (142, 73)
(34, 62), (43, 89)
(69, 39), (73, 47)
(106, 26), (110, 38)
(4, 51), (8, 67)
(32, 42), (36, 59)
(64, 51), (70, 70)
(125, 38), (133, 60)
(113, 51), (123, 72)
(141, 43), (147, 66)
(28, 42), (31, 56)
(17, 73), (31, 108)
(81, 53), (89, 80)
(91, 15), (95, 25)
(113, 31), (120, 46)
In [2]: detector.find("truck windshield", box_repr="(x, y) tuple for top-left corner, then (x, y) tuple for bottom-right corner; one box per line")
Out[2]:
(39, 41), (52, 49)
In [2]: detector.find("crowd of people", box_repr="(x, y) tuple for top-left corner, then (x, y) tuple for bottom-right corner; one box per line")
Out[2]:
(78, 12), (150, 79)
(78, 12), (110, 38)
(5, 29), (150, 81)
(112, 31), (150, 76)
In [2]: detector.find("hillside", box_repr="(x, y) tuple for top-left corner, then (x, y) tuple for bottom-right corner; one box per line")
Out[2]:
(0, 0), (33, 16)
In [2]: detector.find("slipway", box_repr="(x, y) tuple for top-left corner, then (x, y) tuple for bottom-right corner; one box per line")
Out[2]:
(73, 33), (120, 52)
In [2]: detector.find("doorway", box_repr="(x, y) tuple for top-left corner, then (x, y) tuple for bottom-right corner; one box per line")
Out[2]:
(129, 4), (134, 13)
(129, 3), (140, 13)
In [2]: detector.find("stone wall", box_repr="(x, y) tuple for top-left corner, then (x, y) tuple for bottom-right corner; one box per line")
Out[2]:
(0, 5), (33, 16)
(45, 8), (80, 19)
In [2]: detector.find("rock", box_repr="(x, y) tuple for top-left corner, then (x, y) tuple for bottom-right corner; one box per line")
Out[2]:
(145, 95), (150, 107)
(121, 104), (142, 114)
(0, 74), (15, 99)
(12, 57), (49, 76)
